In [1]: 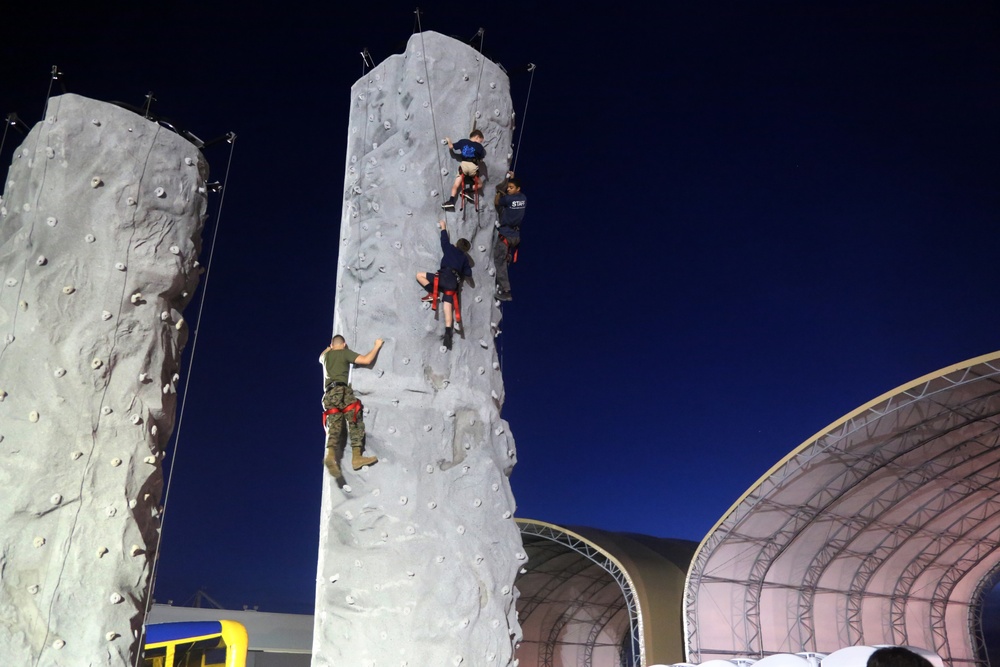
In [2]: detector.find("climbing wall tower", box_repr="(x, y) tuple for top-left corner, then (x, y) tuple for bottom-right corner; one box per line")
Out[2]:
(0, 94), (208, 665)
(312, 31), (524, 665)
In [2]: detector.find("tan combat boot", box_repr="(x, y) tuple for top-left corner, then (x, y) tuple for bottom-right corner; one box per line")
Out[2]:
(352, 446), (378, 470)
(324, 447), (342, 477)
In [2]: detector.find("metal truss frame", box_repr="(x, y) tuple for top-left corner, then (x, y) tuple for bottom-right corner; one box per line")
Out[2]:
(684, 355), (1000, 665)
(519, 521), (644, 667)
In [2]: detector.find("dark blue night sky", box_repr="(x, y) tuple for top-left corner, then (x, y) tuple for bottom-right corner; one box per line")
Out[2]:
(3, 1), (999, 614)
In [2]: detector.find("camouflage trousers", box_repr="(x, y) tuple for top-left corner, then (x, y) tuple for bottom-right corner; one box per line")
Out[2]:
(322, 385), (365, 451)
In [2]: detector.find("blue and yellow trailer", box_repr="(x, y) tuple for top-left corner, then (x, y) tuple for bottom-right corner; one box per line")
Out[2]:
(143, 619), (248, 667)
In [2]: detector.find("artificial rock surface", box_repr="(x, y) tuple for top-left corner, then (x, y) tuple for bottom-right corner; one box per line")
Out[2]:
(312, 32), (524, 666)
(0, 94), (208, 665)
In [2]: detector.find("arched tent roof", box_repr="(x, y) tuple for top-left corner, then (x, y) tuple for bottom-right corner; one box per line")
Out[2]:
(517, 519), (697, 667)
(685, 351), (1000, 667)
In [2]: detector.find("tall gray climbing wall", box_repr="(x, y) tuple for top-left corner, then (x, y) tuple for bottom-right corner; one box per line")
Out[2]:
(312, 31), (524, 666)
(0, 93), (208, 665)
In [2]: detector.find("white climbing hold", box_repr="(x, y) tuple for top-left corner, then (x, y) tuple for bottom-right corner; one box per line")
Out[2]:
(457, 525), (465, 534)
(515, 551), (527, 561)
(501, 585), (510, 595)
(5, 277), (17, 286)
(399, 496), (407, 505)
(91, 177), (102, 188)
(106, 506), (116, 517)
(427, 501), (436, 509)
(185, 157), (195, 166)
(144, 456), (156, 464)
(154, 187), (166, 198)
(345, 595), (356, 605)
(475, 555), (484, 564)
(97, 546), (108, 557)
(28, 584), (39, 594)
(475, 296), (483, 303)
(91, 358), (103, 369)
(492, 483), (499, 491)
(101, 406), (112, 415)
(151, 425), (158, 436)
(106, 632), (118, 641)
(61, 285), (75, 295)
(169, 245), (180, 254)
(329, 573), (339, 583)
(71, 451), (82, 460)
(478, 367), (486, 375)
(406, 526), (415, 534)
(46, 147), (54, 158)
(488, 267), (495, 276)
(436, 555), (445, 563)
(423, 424), (432, 432)
(520, 567), (528, 574)
(495, 108), (501, 116)
(425, 465), (434, 473)
(176, 319), (185, 331)
(462, 465), (470, 474)
(50, 494), (61, 505)
(130, 292), (142, 303)
(115, 262), (126, 271)
(383, 120), (391, 129)
(490, 82), (497, 89)
(111, 458), (122, 467)
(160, 311), (170, 321)
(473, 498), (482, 507)
(53, 639), (65, 649)
(131, 415), (142, 425)
(36, 255), (46, 266)
(130, 544), (142, 556)
(126, 197), (136, 206)
(18, 300), (27, 310)
(22, 202), (30, 212)
(388, 426), (396, 434)
(109, 593), (123, 604)
(479, 339), (488, 348)
(29, 411), (39, 422)
(46, 216), (57, 226)
(92, 119), (101, 126)
(85, 234), (95, 242)
(33, 537), (45, 548)
(102, 310), (113, 320)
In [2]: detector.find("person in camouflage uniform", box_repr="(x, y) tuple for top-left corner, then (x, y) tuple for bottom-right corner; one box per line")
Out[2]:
(320, 335), (384, 477)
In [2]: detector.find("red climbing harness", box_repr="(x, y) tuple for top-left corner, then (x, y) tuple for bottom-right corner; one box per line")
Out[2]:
(322, 400), (362, 427)
(460, 172), (481, 213)
(427, 274), (461, 323)
(499, 234), (519, 263)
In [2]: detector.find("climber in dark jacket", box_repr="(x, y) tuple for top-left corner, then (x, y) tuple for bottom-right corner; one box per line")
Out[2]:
(416, 219), (472, 349)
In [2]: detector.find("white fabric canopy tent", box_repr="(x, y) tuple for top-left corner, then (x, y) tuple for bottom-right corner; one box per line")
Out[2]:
(685, 352), (1000, 667)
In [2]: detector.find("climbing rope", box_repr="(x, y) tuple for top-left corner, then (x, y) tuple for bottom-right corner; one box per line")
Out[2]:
(511, 63), (535, 174)
(471, 28), (487, 132)
(415, 9), (447, 204)
(0, 115), (11, 163)
(41, 66), (63, 122)
(345, 53), (379, 342)
(136, 133), (237, 663)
